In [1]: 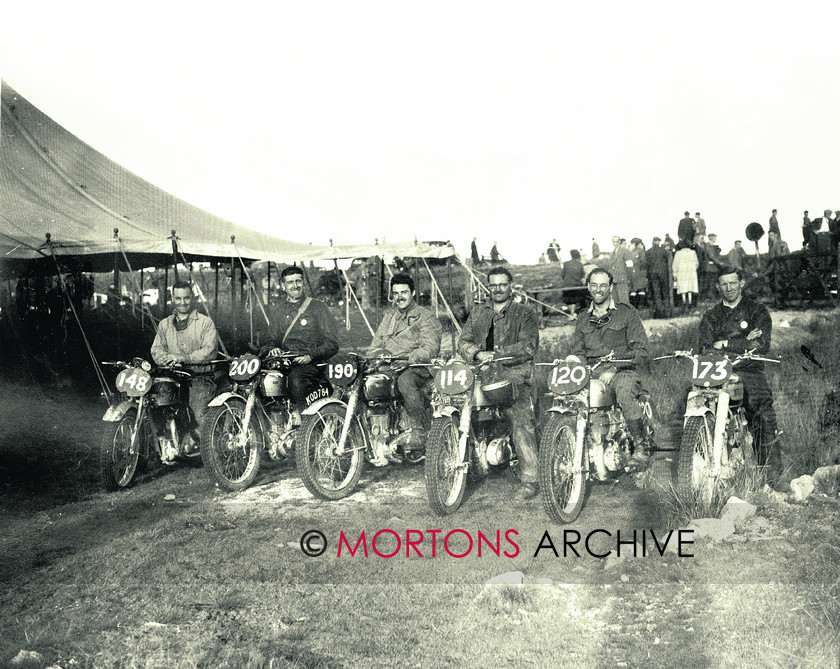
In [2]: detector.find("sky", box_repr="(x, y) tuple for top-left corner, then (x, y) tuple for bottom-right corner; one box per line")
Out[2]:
(2, 2), (840, 264)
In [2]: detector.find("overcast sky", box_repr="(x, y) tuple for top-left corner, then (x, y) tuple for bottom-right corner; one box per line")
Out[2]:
(2, 2), (839, 264)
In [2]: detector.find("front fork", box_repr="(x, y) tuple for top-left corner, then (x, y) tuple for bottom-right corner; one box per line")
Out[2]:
(574, 411), (592, 480)
(130, 396), (145, 455)
(337, 386), (360, 455)
(456, 395), (474, 473)
(237, 382), (259, 450)
(712, 391), (731, 476)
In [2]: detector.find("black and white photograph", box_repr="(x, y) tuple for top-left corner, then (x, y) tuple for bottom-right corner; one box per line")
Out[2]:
(1, 3), (839, 667)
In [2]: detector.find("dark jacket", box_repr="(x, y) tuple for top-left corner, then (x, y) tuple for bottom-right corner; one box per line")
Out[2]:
(678, 216), (695, 242)
(571, 300), (649, 369)
(561, 258), (585, 287)
(265, 298), (339, 363)
(698, 297), (772, 371)
(645, 244), (670, 277)
(458, 298), (539, 385)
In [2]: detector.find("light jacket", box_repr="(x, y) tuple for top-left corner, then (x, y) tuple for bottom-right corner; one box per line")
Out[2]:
(370, 301), (442, 364)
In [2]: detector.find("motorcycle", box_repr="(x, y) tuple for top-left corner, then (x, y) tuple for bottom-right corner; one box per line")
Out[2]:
(424, 356), (522, 516)
(296, 351), (437, 500)
(654, 349), (780, 505)
(99, 358), (204, 490)
(538, 352), (656, 524)
(200, 351), (332, 491)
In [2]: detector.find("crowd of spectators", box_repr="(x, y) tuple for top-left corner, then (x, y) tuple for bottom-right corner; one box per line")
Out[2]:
(538, 207), (839, 319)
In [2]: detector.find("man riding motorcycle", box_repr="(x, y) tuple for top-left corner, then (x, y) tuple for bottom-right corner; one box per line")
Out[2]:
(368, 272), (443, 453)
(263, 265), (339, 414)
(698, 266), (784, 484)
(150, 280), (219, 452)
(457, 266), (540, 500)
(570, 267), (652, 468)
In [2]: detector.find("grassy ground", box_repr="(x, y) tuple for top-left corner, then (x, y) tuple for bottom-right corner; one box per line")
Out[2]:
(1, 299), (839, 668)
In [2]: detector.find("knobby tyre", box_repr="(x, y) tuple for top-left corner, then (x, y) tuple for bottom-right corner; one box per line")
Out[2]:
(539, 413), (586, 524)
(99, 408), (149, 491)
(676, 413), (717, 504)
(296, 403), (365, 500)
(201, 399), (262, 491)
(425, 414), (467, 516)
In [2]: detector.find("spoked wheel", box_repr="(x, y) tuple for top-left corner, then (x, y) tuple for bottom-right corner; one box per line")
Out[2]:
(676, 413), (717, 505)
(99, 408), (152, 491)
(539, 414), (587, 524)
(425, 414), (468, 516)
(201, 399), (263, 491)
(296, 403), (365, 500)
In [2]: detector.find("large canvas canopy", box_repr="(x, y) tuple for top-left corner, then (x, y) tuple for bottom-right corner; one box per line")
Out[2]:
(0, 80), (455, 274)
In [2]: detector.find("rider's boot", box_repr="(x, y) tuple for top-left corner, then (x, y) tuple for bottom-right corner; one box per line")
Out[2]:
(626, 418), (651, 469)
(404, 413), (428, 454)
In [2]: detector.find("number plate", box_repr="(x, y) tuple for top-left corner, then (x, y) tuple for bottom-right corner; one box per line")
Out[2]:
(548, 362), (590, 394)
(229, 354), (261, 381)
(326, 353), (358, 387)
(691, 356), (731, 387)
(434, 360), (474, 395)
(115, 367), (152, 397)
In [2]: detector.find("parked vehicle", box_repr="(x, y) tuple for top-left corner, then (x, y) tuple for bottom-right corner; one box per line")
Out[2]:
(201, 352), (332, 491)
(538, 352), (656, 524)
(99, 358), (203, 490)
(654, 349), (780, 504)
(424, 357), (522, 516)
(296, 351), (437, 500)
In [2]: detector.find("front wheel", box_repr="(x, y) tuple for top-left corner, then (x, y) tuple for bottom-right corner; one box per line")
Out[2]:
(677, 413), (717, 505)
(201, 399), (263, 491)
(99, 408), (150, 491)
(425, 414), (468, 516)
(296, 403), (366, 500)
(539, 413), (587, 524)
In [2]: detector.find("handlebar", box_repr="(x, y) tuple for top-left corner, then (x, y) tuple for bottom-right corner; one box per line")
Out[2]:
(654, 349), (780, 365)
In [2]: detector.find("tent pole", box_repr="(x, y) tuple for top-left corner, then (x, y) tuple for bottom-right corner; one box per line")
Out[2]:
(140, 268), (144, 332)
(447, 257), (453, 309)
(266, 261), (271, 308)
(163, 264), (169, 320)
(114, 252), (122, 359)
(214, 259), (219, 316)
(171, 230), (180, 283)
(375, 255), (381, 328)
(231, 254), (237, 353)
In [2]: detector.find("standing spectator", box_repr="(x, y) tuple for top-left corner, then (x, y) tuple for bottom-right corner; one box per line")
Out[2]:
(490, 241), (501, 264)
(561, 249), (586, 317)
(546, 239), (561, 262)
(694, 212), (706, 237)
(629, 238), (647, 308)
(470, 237), (480, 266)
(725, 240), (747, 270)
(663, 234), (675, 252)
(605, 235), (632, 305)
(673, 245), (699, 312)
(646, 236), (671, 318)
(678, 211), (696, 248)
(701, 233), (725, 299)
(810, 209), (835, 253)
(767, 230), (789, 257)
(801, 211), (811, 248)
(768, 209), (780, 237)
(591, 238), (601, 259)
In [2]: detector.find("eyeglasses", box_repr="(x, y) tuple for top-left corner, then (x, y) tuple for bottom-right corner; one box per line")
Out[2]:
(588, 283), (611, 292)
(489, 283), (510, 291)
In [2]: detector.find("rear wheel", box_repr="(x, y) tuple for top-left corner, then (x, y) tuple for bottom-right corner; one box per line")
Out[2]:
(539, 414), (586, 524)
(297, 403), (366, 500)
(99, 408), (151, 491)
(201, 399), (263, 491)
(425, 415), (468, 515)
(677, 413), (717, 504)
